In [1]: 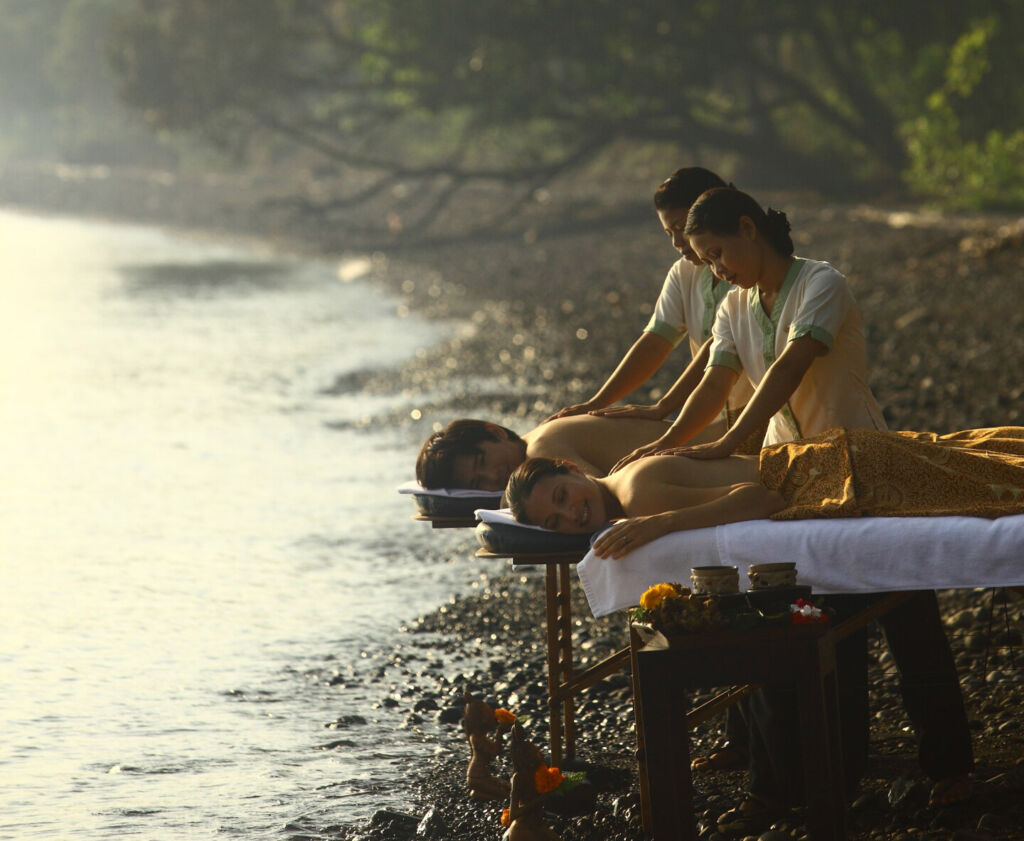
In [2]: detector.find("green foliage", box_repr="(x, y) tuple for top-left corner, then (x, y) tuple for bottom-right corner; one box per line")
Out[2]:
(3, 0), (1022, 209)
(901, 17), (1024, 208)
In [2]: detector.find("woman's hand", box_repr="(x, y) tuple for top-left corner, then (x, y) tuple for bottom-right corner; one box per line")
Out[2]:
(588, 403), (667, 420)
(591, 514), (675, 559)
(661, 438), (736, 460)
(542, 400), (598, 424)
(609, 440), (666, 473)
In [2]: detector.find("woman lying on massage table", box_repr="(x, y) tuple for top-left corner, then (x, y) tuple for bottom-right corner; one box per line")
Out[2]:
(506, 425), (1024, 555)
(506, 425), (1024, 829)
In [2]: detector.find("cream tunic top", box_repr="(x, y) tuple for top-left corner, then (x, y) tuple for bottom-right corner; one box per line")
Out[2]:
(644, 259), (755, 417)
(708, 257), (886, 445)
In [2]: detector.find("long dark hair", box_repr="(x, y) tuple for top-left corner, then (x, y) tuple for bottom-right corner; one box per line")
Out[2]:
(684, 187), (794, 256)
(653, 167), (727, 211)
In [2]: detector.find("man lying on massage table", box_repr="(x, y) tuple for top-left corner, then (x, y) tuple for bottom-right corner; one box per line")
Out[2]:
(506, 426), (1024, 833)
(416, 414), (724, 491)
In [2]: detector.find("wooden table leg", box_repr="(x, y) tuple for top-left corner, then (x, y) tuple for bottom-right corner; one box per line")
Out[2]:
(635, 650), (698, 841)
(544, 563), (563, 765)
(797, 636), (846, 841)
(630, 626), (653, 832)
(557, 561), (576, 759)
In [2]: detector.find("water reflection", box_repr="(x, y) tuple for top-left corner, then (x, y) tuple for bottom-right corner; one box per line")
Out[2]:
(0, 209), (468, 838)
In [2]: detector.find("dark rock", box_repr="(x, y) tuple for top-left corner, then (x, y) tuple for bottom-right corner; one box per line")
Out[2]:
(369, 808), (419, 837)
(415, 806), (446, 837)
(326, 714), (367, 729)
(437, 705), (462, 724)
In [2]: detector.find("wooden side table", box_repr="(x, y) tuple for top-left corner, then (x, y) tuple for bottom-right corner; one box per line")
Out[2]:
(633, 622), (847, 841)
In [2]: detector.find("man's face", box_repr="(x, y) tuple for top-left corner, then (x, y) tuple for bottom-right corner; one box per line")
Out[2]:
(657, 206), (700, 265)
(451, 435), (527, 491)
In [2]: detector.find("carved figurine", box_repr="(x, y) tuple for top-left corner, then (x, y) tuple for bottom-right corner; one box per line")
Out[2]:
(507, 722), (561, 841)
(463, 691), (511, 800)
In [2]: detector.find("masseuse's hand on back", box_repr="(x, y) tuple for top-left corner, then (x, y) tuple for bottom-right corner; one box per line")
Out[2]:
(544, 332), (673, 424)
(609, 439), (668, 473)
(589, 402), (668, 421)
(543, 399), (600, 423)
(661, 439), (736, 460)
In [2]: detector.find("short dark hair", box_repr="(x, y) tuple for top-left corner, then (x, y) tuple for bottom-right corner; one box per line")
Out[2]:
(415, 419), (522, 489)
(684, 187), (794, 256)
(653, 167), (727, 212)
(504, 457), (574, 524)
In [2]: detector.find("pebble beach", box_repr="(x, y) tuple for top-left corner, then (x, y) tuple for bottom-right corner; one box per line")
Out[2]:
(3, 161), (1024, 841)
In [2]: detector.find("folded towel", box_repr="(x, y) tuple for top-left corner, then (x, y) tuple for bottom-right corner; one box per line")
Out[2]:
(577, 514), (1024, 617)
(474, 507), (558, 532)
(396, 480), (504, 499)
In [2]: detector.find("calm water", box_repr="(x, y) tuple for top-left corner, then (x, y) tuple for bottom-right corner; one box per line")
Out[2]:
(0, 210), (480, 839)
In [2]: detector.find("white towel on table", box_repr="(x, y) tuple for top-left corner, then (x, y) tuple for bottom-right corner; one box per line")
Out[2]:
(577, 514), (1024, 617)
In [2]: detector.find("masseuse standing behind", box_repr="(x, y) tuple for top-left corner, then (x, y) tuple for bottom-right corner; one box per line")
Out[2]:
(611, 185), (884, 468)
(614, 186), (973, 818)
(547, 167), (753, 438)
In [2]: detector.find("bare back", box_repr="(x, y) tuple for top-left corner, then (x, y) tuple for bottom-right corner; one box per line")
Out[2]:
(604, 452), (760, 517)
(523, 415), (726, 476)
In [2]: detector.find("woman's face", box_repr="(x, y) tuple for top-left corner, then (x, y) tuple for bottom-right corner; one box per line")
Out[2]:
(656, 206), (700, 265)
(522, 469), (606, 534)
(688, 218), (761, 288)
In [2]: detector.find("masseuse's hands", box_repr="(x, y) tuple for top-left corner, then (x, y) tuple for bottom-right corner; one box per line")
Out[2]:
(542, 400), (599, 424)
(592, 514), (675, 559)
(609, 440), (666, 473)
(589, 403), (667, 421)
(662, 438), (736, 460)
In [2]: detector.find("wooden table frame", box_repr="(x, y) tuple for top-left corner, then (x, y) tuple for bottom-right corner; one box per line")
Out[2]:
(415, 513), (931, 838)
(631, 591), (915, 840)
(415, 514), (627, 764)
(475, 546), (630, 766)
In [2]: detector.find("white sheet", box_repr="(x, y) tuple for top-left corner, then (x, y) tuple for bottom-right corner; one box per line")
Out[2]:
(577, 514), (1024, 617)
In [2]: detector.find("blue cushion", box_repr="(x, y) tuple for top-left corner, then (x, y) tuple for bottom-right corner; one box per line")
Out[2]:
(475, 521), (592, 555)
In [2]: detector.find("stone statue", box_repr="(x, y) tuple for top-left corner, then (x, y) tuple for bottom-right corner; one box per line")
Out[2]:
(507, 722), (561, 841)
(462, 691), (511, 800)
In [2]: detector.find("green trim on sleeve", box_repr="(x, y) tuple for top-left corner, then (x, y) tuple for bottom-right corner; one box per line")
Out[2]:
(644, 316), (686, 347)
(789, 323), (835, 349)
(708, 350), (743, 373)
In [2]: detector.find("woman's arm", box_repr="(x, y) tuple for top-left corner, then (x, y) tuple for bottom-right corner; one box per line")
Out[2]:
(591, 483), (786, 559)
(544, 332), (673, 422)
(608, 365), (735, 471)
(593, 336), (713, 420)
(675, 334), (826, 459)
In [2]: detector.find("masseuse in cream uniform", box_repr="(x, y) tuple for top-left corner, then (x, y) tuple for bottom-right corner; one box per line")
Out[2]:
(618, 186), (973, 824)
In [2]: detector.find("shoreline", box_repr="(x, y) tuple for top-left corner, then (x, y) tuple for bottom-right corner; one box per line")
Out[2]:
(4, 162), (1024, 840)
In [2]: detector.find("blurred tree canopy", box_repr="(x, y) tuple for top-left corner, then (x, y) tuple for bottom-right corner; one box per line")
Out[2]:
(0, 0), (173, 164)
(104, 0), (1023, 214)
(4, 0), (1021, 214)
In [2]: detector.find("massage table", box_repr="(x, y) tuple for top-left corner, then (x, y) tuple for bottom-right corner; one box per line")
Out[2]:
(479, 509), (1024, 838)
(407, 485), (1024, 836)
(402, 484), (620, 765)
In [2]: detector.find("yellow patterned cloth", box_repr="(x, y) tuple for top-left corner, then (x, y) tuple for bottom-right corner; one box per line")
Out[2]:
(760, 426), (1024, 520)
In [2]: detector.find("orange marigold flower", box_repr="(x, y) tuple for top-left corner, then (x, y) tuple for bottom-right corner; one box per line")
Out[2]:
(494, 708), (516, 725)
(534, 764), (564, 794)
(640, 582), (680, 612)
(500, 807), (511, 827)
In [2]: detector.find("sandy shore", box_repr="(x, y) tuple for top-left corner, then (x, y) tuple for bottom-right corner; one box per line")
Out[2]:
(4, 160), (1024, 841)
